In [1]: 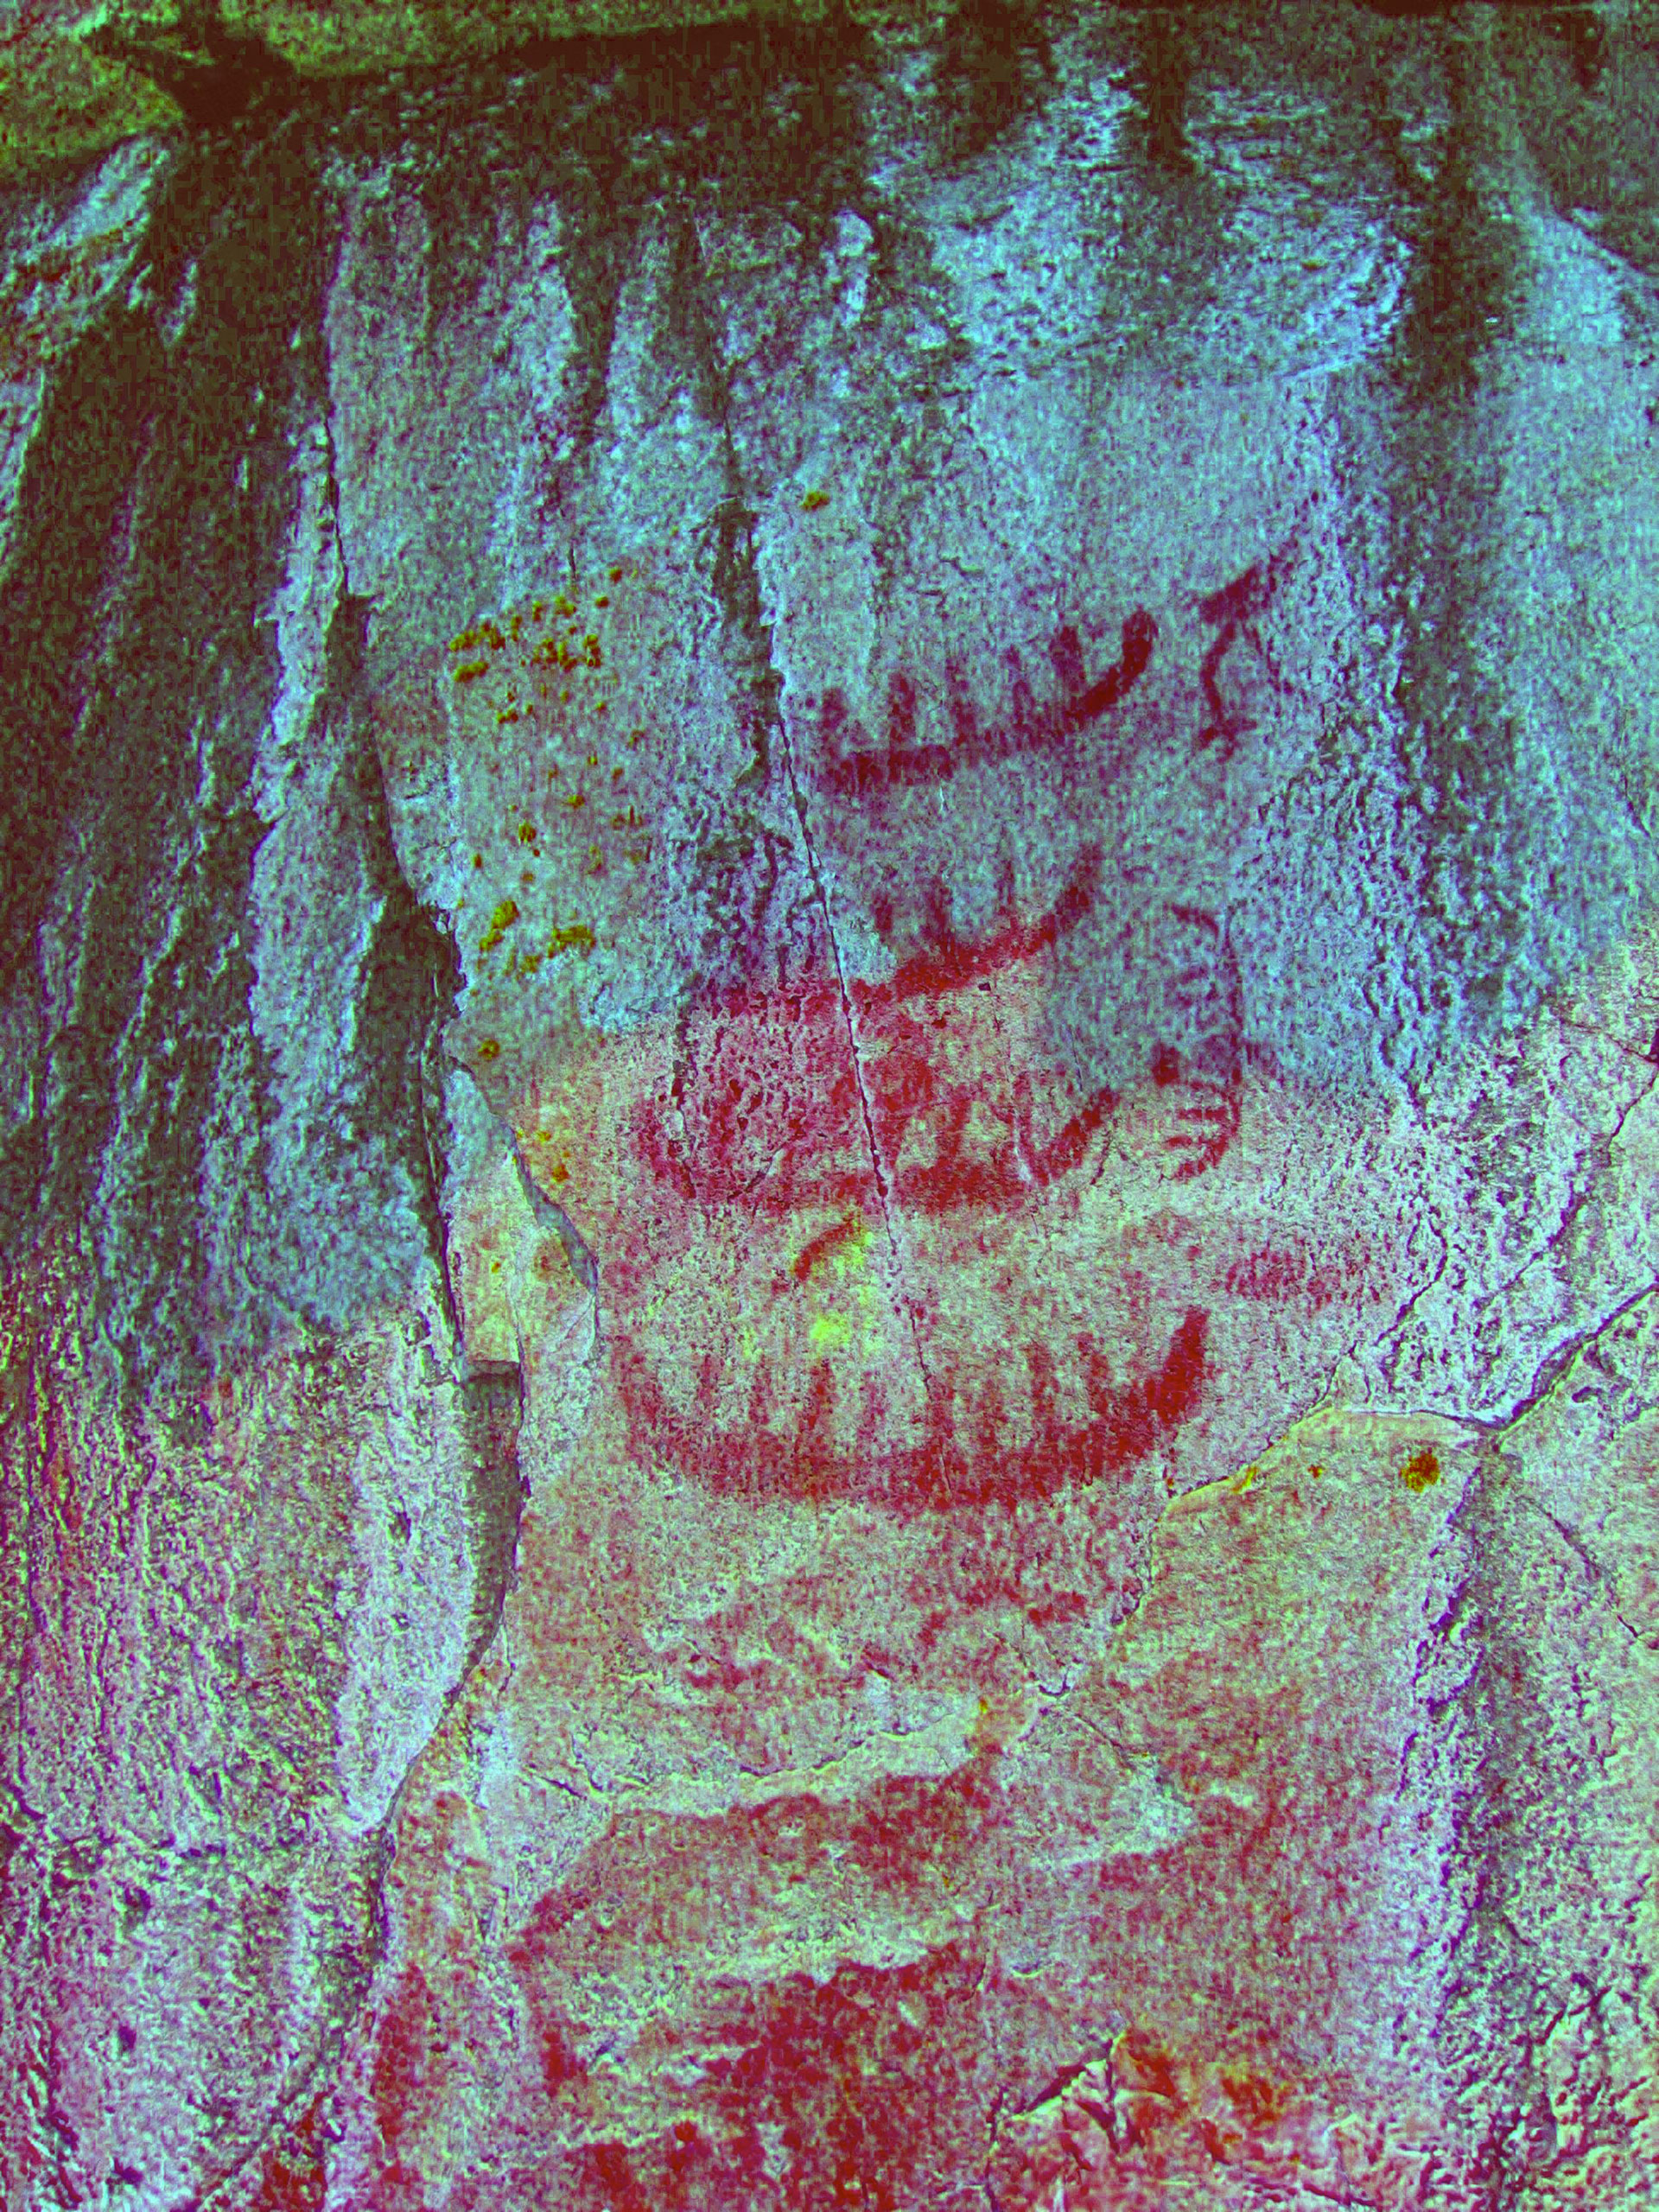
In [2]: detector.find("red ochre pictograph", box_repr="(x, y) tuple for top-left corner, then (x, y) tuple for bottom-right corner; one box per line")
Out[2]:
(810, 607), (1159, 798)
(590, 848), (1239, 1516)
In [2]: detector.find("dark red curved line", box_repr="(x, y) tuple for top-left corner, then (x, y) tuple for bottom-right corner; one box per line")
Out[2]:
(1067, 607), (1159, 722)
(612, 1306), (1209, 1516)
(788, 1214), (864, 1285)
(856, 843), (1101, 1011)
(813, 612), (1157, 797)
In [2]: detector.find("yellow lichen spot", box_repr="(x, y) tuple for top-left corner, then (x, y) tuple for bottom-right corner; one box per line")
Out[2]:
(550, 1160), (569, 1183)
(802, 488), (830, 512)
(585, 753), (600, 767)
(548, 923), (596, 957)
(1308, 1463), (1324, 1478)
(1402, 1447), (1440, 1495)
(594, 595), (610, 608)
(594, 699), (607, 715)
(454, 659), (487, 683)
(496, 708), (520, 725)
(477, 1039), (501, 1062)
(608, 566), (624, 583)
(518, 954), (541, 976)
(628, 728), (645, 747)
(536, 1129), (550, 1142)
(448, 626), (481, 652)
(563, 791), (586, 810)
(518, 821), (537, 844)
(810, 1312), (853, 1351)
(490, 1259), (503, 1274)
(479, 898), (519, 952)
(582, 635), (601, 667)
(832, 1225), (872, 1276)
(531, 600), (547, 622)
(553, 594), (576, 617)
(510, 612), (523, 639)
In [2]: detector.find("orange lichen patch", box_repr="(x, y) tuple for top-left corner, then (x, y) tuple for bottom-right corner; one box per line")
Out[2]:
(401, 552), (663, 924)
(479, 899), (518, 953)
(1401, 1446), (1440, 1493)
(802, 489), (830, 512)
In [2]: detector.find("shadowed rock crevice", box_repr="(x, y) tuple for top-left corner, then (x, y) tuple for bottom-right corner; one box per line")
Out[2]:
(312, 586), (469, 1332)
(1376, 20), (1574, 1052)
(79, 0), (301, 134)
(0, 118), (484, 1399)
(0, 130), (324, 1388)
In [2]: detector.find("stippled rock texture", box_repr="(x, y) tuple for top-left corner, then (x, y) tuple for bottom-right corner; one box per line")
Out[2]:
(3, 4), (1659, 2206)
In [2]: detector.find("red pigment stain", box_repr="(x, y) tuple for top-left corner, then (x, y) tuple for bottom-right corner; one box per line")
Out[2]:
(811, 607), (1157, 796)
(253, 2097), (327, 2212)
(1192, 540), (1295, 761)
(509, 1765), (1007, 1989)
(614, 1306), (1206, 1516)
(370, 1965), (438, 2158)
(599, 848), (1229, 1516)
(511, 1941), (995, 2212)
(632, 845), (1115, 1224)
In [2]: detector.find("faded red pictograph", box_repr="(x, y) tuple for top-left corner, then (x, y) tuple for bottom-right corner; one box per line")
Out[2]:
(600, 848), (1242, 1516)
(810, 608), (1158, 798)
(1192, 550), (1293, 762)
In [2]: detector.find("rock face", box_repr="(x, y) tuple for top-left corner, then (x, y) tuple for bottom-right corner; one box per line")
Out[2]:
(3, 3), (1659, 2206)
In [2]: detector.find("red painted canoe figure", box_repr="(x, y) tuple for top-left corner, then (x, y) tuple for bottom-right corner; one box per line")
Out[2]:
(580, 847), (1214, 1516)
(810, 607), (1159, 797)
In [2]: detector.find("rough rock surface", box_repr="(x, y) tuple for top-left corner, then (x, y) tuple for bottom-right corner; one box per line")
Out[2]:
(4, 3), (1659, 2206)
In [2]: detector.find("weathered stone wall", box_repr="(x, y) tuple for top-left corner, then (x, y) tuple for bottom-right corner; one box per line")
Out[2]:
(3, 4), (1659, 2206)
